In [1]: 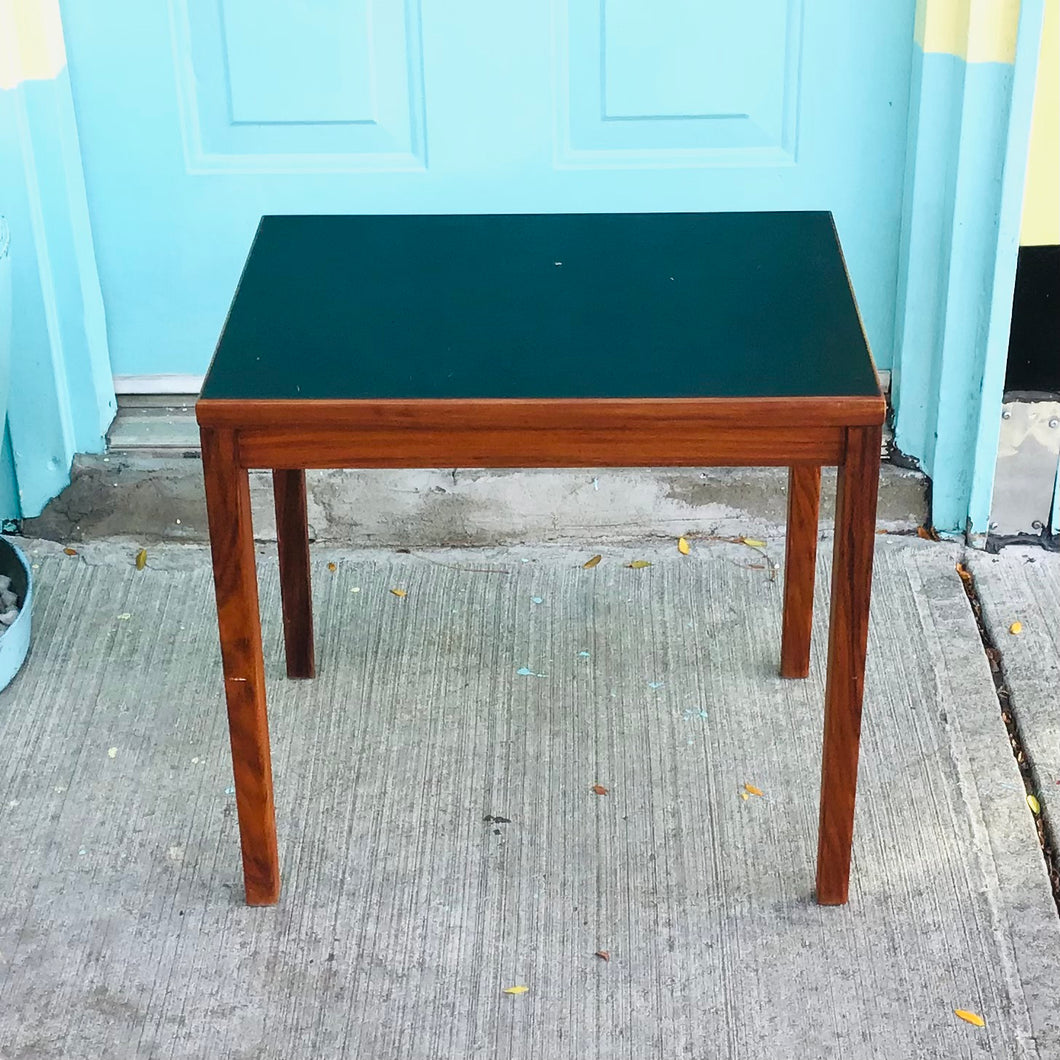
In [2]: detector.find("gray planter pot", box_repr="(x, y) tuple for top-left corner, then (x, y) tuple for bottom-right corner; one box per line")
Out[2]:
(0, 537), (31, 691)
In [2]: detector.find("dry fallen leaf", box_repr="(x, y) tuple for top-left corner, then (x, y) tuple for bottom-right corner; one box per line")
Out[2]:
(955, 562), (972, 584)
(740, 792), (750, 801)
(63, 547), (78, 556)
(503, 986), (529, 995)
(390, 588), (407, 598)
(678, 537), (691, 555)
(740, 537), (766, 549)
(327, 562), (337, 572)
(627, 560), (652, 569)
(744, 784), (764, 797)
(1009, 621), (1022, 635)
(1027, 794), (1041, 815)
(135, 548), (147, 571)
(583, 555), (602, 569)
(954, 1009), (985, 1028)
(595, 950), (610, 961)
(591, 784), (608, 796)
(916, 526), (932, 540)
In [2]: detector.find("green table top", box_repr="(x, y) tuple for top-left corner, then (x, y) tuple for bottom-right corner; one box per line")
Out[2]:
(200, 212), (878, 403)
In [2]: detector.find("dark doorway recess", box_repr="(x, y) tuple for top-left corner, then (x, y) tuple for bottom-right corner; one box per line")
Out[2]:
(1006, 245), (1060, 394)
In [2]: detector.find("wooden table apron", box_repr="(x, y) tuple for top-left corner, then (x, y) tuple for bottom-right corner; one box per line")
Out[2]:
(197, 394), (883, 907)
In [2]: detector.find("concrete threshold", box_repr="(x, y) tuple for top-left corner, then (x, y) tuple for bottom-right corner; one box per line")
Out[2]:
(25, 455), (929, 547)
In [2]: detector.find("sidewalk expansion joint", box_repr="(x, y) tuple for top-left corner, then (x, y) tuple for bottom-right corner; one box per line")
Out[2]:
(957, 553), (1060, 917)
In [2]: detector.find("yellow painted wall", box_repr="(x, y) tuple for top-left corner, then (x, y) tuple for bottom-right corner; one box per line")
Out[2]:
(0, 0), (66, 91)
(916, 0), (1021, 63)
(1021, 0), (1060, 245)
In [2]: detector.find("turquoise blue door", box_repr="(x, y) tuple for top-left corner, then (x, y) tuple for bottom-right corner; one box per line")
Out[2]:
(58, 1), (917, 383)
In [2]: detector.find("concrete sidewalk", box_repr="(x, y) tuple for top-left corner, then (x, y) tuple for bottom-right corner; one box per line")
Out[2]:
(0, 535), (1058, 1059)
(969, 546), (1060, 906)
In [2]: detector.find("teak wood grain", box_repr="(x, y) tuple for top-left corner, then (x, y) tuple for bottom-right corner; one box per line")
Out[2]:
(273, 469), (315, 680)
(196, 395), (886, 431)
(201, 428), (280, 905)
(815, 425), (883, 905)
(781, 465), (822, 679)
(237, 423), (844, 470)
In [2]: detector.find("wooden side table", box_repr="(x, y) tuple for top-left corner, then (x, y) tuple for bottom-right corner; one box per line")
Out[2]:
(196, 212), (885, 907)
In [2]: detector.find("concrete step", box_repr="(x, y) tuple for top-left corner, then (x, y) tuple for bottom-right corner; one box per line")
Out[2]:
(25, 453), (928, 546)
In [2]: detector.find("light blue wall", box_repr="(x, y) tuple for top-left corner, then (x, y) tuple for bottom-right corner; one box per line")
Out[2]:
(0, 428), (18, 524)
(0, 65), (115, 519)
(60, 1), (916, 381)
(1052, 460), (1060, 536)
(0, 216), (14, 522)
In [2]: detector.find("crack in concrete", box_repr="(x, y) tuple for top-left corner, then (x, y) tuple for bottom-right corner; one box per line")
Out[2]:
(958, 551), (1060, 918)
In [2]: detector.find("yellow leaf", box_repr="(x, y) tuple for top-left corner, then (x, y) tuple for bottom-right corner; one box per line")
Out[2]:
(1027, 794), (1041, 815)
(740, 538), (766, 549)
(327, 562), (337, 572)
(627, 560), (652, 569)
(1009, 621), (1022, 635)
(583, 555), (602, 569)
(740, 792), (749, 801)
(954, 1009), (984, 1028)
(503, 985), (529, 995)
(63, 547), (78, 556)
(678, 537), (691, 555)
(135, 548), (147, 571)
(744, 784), (764, 797)
(390, 588), (407, 598)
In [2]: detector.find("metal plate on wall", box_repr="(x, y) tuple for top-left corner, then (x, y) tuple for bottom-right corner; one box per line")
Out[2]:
(990, 399), (1060, 537)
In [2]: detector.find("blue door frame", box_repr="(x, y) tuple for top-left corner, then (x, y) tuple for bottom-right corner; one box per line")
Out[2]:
(0, 1), (1046, 537)
(892, 0), (1046, 539)
(0, 0), (115, 522)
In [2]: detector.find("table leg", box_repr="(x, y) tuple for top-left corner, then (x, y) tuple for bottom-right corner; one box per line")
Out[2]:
(781, 465), (821, 678)
(202, 428), (280, 906)
(815, 426), (881, 905)
(273, 469), (315, 679)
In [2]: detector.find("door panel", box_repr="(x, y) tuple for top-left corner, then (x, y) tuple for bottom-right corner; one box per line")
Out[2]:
(221, 0), (375, 123)
(59, 1), (916, 379)
(173, 0), (424, 167)
(565, 0), (798, 156)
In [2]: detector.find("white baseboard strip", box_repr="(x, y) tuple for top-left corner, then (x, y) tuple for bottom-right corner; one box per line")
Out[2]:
(113, 374), (205, 395)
